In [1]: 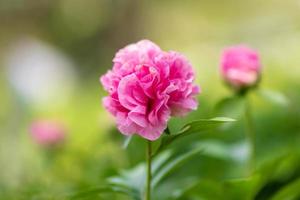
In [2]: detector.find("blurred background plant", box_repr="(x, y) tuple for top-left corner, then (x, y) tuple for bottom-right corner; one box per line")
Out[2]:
(0, 0), (300, 199)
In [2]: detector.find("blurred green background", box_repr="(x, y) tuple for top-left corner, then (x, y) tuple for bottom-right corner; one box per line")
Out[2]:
(0, 0), (300, 199)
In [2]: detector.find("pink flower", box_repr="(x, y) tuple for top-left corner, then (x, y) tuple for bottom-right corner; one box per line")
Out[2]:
(100, 40), (200, 140)
(30, 120), (66, 146)
(220, 45), (261, 90)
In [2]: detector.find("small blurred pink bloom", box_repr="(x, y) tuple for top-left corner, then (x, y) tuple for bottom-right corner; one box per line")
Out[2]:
(220, 45), (261, 90)
(100, 40), (200, 140)
(30, 120), (66, 147)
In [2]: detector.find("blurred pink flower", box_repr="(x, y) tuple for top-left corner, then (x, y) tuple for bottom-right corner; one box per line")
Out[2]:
(30, 120), (66, 146)
(220, 45), (261, 90)
(100, 40), (200, 140)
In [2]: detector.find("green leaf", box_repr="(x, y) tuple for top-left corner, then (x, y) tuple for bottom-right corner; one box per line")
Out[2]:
(223, 176), (261, 200)
(69, 185), (138, 200)
(154, 117), (235, 155)
(122, 135), (133, 149)
(255, 153), (300, 200)
(258, 89), (289, 106)
(215, 96), (245, 119)
(193, 140), (248, 163)
(152, 147), (204, 187)
(106, 151), (173, 199)
(172, 176), (260, 200)
(271, 178), (300, 200)
(178, 117), (236, 135)
(152, 151), (173, 174)
(108, 164), (145, 195)
(172, 179), (224, 200)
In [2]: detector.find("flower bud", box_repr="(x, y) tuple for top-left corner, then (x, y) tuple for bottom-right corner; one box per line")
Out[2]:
(30, 120), (66, 147)
(220, 45), (261, 91)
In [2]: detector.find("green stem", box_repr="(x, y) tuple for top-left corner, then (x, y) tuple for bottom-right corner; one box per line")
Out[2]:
(244, 96), (256, 174)
(145, 140), (152, 200)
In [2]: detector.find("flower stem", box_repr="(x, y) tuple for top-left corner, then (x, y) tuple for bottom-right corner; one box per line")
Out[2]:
(145, 140), (152, 200)
(244, 96), (256, 174)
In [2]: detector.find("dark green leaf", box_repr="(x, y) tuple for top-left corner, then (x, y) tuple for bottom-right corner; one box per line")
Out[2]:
(223, 176), (260, 200)
(152, 151), (172, 174)
(106, 151), (173, 199)
(178, 117), (236, 135)
(172, 179), (224, 200)
(255, 153), (300, 200)
(69, 185), (138, 200)
(172, 176), (260, 200)
(152, 147), (204, 187)
(154, 117), (235, 155)
(107, 164), (145, 195)
(271, 178), (300, 200)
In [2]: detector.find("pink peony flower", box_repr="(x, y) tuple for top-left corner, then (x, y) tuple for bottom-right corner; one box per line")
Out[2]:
(220, 45), (261, 90)
(30, 120), (66, 146)
(100, 40), (200, 140)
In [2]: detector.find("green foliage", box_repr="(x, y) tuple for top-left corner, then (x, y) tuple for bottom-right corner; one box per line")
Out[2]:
(70, 118), (235, 199)
(105, 148), (204, 199)
(271, 178), (300, 200)
(152, 147), (204, 188)
(170, 153), (300, 200)
(155, 117), (235, 155)
(257, 89), (289, 107)
(70, 185), (137, 200)
(215, 96), (245, 119)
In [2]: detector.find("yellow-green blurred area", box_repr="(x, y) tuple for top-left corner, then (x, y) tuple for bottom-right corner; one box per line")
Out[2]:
(0, 0), (300, 199)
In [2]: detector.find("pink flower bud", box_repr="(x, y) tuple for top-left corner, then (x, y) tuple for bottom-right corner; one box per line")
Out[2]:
(100, 40), (200, 141)
(30, 120), (66, 147)
(220, 45), (261, 90)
